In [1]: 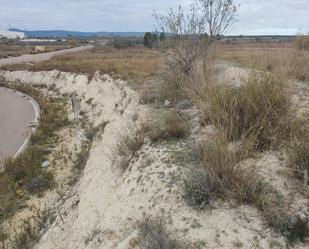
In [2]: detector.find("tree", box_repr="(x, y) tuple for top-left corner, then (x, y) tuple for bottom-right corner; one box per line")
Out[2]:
(154, 0), (238, 75)
(143, 32), (158, 48)
(200, 0), (238, 38)
(159, 32), (166, 41)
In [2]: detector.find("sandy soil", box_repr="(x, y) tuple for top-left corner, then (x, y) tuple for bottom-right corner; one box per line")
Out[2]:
(0, 69), (307, 249)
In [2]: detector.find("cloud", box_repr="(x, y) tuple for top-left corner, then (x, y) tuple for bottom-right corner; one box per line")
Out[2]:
(0, 0), (308, 34)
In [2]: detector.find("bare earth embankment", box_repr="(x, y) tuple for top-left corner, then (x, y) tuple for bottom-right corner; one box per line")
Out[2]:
(0, 62), (307, 248)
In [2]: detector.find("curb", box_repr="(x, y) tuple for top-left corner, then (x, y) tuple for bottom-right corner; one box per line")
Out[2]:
(0, 87), (40, 158)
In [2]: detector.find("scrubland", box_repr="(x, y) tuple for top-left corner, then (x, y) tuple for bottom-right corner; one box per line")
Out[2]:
(0, 37), (308, 248)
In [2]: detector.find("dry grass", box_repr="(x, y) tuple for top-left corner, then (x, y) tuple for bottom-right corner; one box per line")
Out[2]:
(196, 133), (255, 196)
(10, 206), (55, 249)
(183, 169), (219, 208)
(293, 35), (309, 50)
(181, 45), (309, 241)
(193, 73), (292, 150)
(148, 111), (187, 143)
(0, 82), (68, 224)
(287, 136), (309, 183)
(113, 124), (148, 172)
(218, 44), (309, 82)
(137, 216), (180, 249)
(187, 133), (308, 242)
(113, 112), (187, 171)
(1, 46), (162, 82)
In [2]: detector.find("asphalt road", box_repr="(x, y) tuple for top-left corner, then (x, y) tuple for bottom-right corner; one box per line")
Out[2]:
(0, 87), (38, 167)
(0, 45), (93, 67)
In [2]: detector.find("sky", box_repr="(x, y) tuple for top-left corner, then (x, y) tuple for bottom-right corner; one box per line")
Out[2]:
(0, 0), (308, 35)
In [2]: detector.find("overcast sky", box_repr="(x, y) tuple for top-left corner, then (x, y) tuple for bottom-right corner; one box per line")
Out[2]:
(0, 0), (308, 35)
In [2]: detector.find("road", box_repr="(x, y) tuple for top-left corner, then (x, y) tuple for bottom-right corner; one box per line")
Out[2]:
(0, 45), (93, 67)
(0, 87), (39, 168)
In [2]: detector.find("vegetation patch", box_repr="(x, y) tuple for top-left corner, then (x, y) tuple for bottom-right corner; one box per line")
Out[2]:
(194, 73), (292, 150)
(218, 45), (309, 82)
(293, 35), (309, 51)
(0, 46), (162, 83)
(287, 139), (309, 184)
(137, 216), (181, 249)
(148, 111), (188, 143)
(183, 169), (219, 209)
(10, 206), (55, 249)
(113, 124), (148, 172)
(186, 134), (308, 242)
(0, 82), (69, 224)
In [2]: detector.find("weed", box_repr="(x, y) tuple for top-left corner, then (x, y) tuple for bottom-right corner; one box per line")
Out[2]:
(10, 206), (55, 249)
(265, 209), (309, 243)
(183, 169), (219, 209)
(138, 216), (180, 249)
(113, 125), (147, 172)
(149, 111), (187, 143)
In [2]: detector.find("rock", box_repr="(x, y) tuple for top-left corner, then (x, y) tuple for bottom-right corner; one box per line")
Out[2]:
(177, 99), (193, 110)
(164, 100), (171, 107)
(41, 160), (50, 168)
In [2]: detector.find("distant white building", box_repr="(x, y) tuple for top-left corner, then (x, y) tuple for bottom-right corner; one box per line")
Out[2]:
(0, 30), (25, 39)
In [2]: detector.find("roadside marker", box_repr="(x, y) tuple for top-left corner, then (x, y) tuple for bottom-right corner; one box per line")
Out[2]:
(71, 92), (80, 132)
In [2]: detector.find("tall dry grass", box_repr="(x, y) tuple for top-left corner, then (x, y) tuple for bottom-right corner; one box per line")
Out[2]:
(218, 45), (309, 82)
(184, 133), (308, 242)
(181, 43), (309, 241)
(192, 73), (293, 150)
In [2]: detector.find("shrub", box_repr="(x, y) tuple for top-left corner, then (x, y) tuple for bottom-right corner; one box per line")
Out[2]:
(159, 70), (185, 103)
(138, 216), (180, 249)
(10, 206), (55, 249)
(113, 125), (147, 172)
(149, 111), (187, 142)
(183, 169), (219, 208)
(144, 32), (158, 48)
(265, 207), (309, 243)
(195, 134), (308, 242)
(197, 134), (254, 192)
(26, 174), (53, 194)
(195, 74), (292, 150)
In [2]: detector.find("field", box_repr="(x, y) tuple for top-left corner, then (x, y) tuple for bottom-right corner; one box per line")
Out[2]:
(0, 46), (162, 82)
(217, 41), (309, 82)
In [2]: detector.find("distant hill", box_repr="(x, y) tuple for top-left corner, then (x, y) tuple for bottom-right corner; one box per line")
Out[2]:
(8, 28), (145, 38)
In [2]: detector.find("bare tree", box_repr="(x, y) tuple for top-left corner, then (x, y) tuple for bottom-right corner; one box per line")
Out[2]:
(155, 0), (238, 76)
(201, 0), (238, 38)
